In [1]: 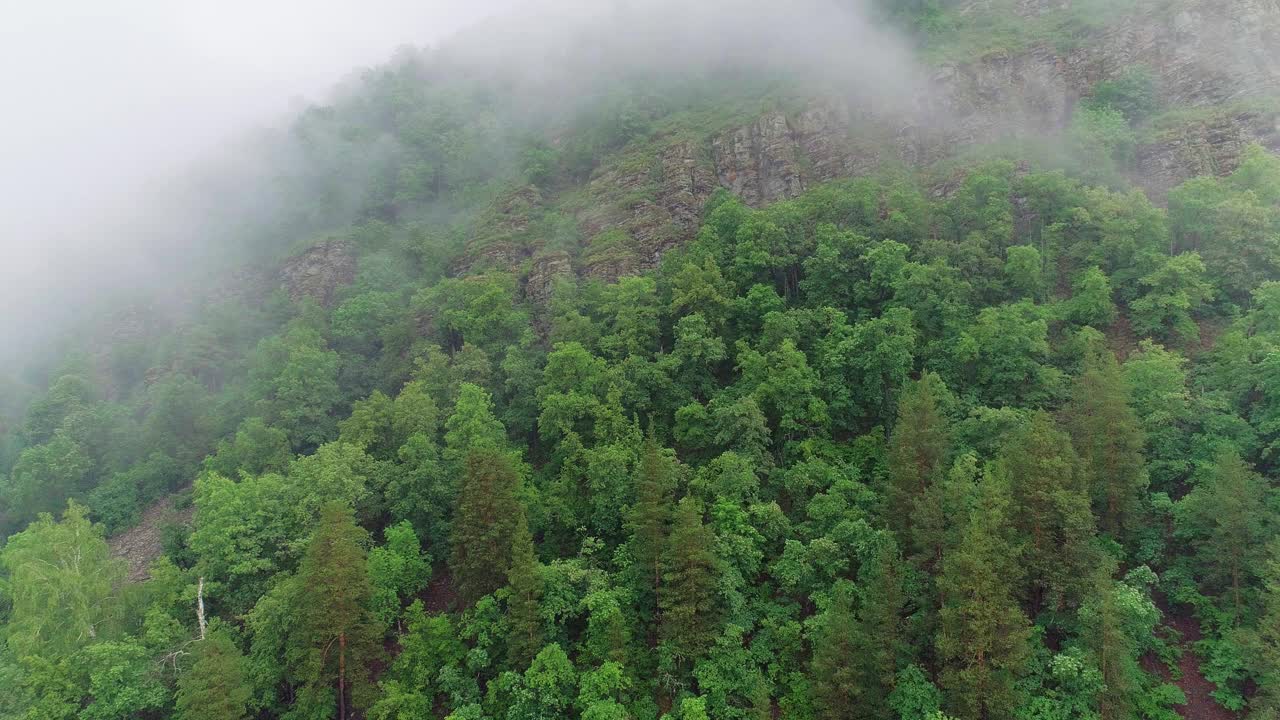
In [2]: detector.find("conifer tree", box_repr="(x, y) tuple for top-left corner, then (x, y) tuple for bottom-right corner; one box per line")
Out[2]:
(1178, 450), (1275, 616)
(175, 628), (252, 720)
(451, 447), (523, 607)
(293, 501), (381, 720)
(1248, 541), (1280, 719)
(886, 372), (951, 568)
(1064, 337), (1148, 538)
(855, 540), (908, 714)
(506, 508), (544, 668)
(811, 540), (907, 720)
(998, 412), (1098, 612)
(629, 438), (676, 620)
(811, 583), (861, 720)
(659, 497), (721, 666)
(1079, 568), (1140, 720)
(937, 470), (1031, 720)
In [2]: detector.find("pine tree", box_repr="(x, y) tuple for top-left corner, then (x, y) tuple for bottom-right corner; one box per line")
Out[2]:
(1178, 450), (1274, 617)
(999, 412), (1098, 612)
(293, 501), (381, 720)
(175, 628), (252, 720)
(855, 540), (908, 715)
(1248, 541), (1280, 720)
(506, 508), (544, 668)
(886, 373), (951, 564)
(659, 497), (721, 666)
(450, 448), (524, 607)
(1063, 338), (1148, 539)
(811, 583), (861, 720)
(811, 540), (907, 720)
(1080, 567), (1140, 720)
(629, 438), (676, 622)
(937, 470), (1031, 720)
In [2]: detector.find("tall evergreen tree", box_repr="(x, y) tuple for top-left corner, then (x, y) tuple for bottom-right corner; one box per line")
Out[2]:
(506, 508), (544, 669)
(886, 373), (951, 561)
(659, 497), (721, 667)
(629, 438), (677, 622)
(811, 540), (908, 720)
(810, 582), (861, 720)
(1248, 541), (1280, 720)
(175, 628), (252, 720)
(937, 470), (1031, 720)
(293, 501), (381, 720)
(1063, 338), (1148, 538)
(1177, 450), (1275, 616)
(1079, 568), (1141, 720)
(999, 412), (1098, 612)
(451, 448), (524, 607)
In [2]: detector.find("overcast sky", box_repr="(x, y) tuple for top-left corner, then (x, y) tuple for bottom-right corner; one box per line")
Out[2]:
(0, 0), (510, 318)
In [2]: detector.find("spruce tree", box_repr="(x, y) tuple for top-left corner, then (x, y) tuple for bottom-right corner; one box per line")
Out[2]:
(293, 501), (381, 720)
(811, 583), (861, 720)
(998, 411), (1098, 612)
(629, 438), (676, 622)
(937, 470), (1031, 720)
(1080, 568), (1140, 720)
(1178, 450), (1274, 616)
(175, 628), (252, 720)
(811, 540), (907, 720)
(659, 497), (721, 666)
(1248, 541), (1280, 719)
(1064, 338), (1148, 539)
(506, 508), (544, 669)
(886, 373), (951, 565)
(451, 448), (523, 607)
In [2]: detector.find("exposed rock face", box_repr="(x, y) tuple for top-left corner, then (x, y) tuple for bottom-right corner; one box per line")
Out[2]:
(525, 251), (572, 306)
(712, 111), (807, 206)
(932, 0), (1280, 145)
(280, 240), (357, 307)
(457, 186), (545, 275)
(578, 141), (718, 279)
(1138, 109), (1280, 199)
(488, 0), (1280, 285)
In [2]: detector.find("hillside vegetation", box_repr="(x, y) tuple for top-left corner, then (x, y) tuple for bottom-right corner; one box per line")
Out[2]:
(2, 2), (1280, 720)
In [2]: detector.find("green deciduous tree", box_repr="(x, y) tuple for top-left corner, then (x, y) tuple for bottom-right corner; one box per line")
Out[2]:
(0, 502), (124, 659)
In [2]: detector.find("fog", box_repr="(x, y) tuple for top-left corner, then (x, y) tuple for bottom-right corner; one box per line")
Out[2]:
(0, 0), (923, 367)
(0, 1), (516, 356)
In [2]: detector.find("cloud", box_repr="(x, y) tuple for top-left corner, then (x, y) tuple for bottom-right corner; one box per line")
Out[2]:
(0, 0), (515, 354)
(0, 0), (918, 363)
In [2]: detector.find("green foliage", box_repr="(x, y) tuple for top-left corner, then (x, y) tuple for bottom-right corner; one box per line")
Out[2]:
(368, 521), (430, 629)
(4, 53), (1280, 720)
(0, 503), (125, 659)
(176, 628), (252, 720)
(937, 470), (1031, 720)
(1084, 67), (1159, 124)
(451, 449), (524, 607)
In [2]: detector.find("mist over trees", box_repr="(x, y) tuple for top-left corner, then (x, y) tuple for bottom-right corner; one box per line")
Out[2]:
(2, 1), (1280, 719)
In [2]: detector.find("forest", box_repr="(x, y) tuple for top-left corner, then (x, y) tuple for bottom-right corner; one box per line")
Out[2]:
(2, 1), (1280, 720)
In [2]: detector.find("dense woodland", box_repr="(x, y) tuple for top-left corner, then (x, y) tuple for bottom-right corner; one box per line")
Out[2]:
(3, 2), (1280, 720)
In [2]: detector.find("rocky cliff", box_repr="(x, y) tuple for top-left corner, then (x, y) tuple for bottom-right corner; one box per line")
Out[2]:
(279, 240), (357, 307)
(459, 0), (1280, 290)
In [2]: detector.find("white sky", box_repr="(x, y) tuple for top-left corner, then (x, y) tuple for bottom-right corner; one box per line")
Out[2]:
(0, 0), (511, 328)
